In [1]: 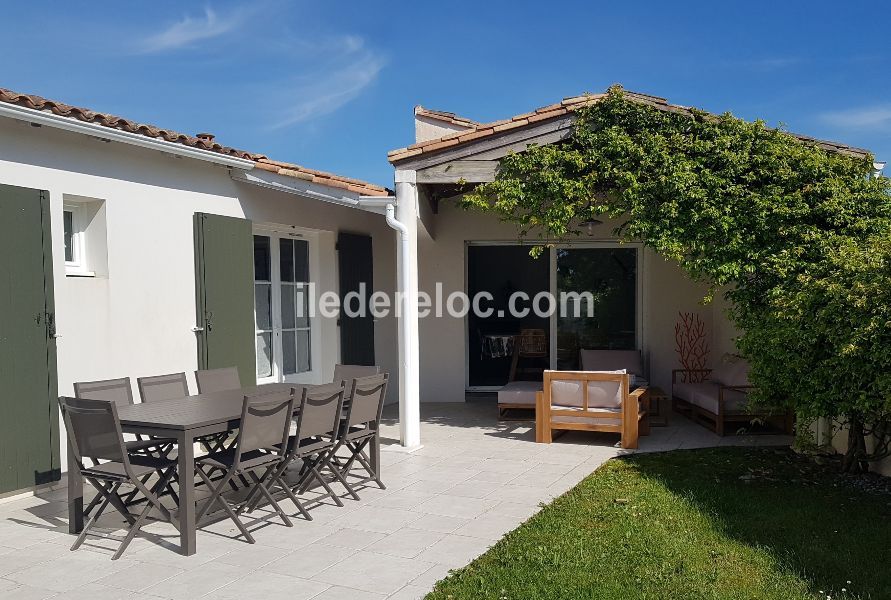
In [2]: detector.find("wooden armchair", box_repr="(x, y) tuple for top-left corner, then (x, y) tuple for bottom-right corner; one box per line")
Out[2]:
(671, 368), (793, 435)
(535, 370), (650, 449)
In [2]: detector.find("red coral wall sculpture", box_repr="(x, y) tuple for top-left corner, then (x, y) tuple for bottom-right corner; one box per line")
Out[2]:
(675, 312), (710, 383)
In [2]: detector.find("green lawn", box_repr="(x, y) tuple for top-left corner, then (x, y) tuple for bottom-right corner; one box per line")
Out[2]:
(427, 447), (891, 600)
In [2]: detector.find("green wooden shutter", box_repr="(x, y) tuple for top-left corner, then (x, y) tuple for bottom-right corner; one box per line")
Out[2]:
(194, 213), (256, 386)
(0, 184), (59, 494)
(337, 232), (375, 365)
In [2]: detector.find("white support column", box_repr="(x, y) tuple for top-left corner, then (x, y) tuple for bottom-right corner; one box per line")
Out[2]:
(394, 169), (422, 449)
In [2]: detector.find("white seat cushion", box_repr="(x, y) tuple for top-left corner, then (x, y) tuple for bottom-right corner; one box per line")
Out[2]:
(497, 381), (542, 406)
(675, 381), (748, 414)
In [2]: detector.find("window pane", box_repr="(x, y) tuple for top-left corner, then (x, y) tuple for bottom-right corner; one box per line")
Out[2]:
(256, 333), (273, 378)
(295, 286), (309, 328)
(281, 284), (296, 329)
(253, 235), (271, 281)
(63, 210), (74, 262)
(282, 330), (297, 375)
(254, 283), (272, 330)
(296, 330), (311, 373)
(294, 239), (309, 283)
(556, 248), (637, 369)
(280, 238), (295, 282)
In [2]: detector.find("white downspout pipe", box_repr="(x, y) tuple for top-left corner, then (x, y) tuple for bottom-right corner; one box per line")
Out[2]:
(388, 171), (422, 449)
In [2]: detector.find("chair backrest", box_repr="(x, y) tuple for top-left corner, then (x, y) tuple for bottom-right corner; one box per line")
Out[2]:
(517, 329), (547, 356)
(195, 367), (241, 394)
(579, 349), (644, 377)
(332, 364), (380, 386)
(73, 377), (134, 407)
(544, 370), (629, 411)
(295, 382), (345, 441)
(137, 372), (190, 403)
(344, 373), (389, 429)
(58, 396), (128, 467)
(235, 390), (295, 458)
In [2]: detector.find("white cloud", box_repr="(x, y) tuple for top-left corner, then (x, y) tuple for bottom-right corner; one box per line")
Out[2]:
(270, 51), (385, 129)
(131, 6), (385, 127)
(819, 105), (891, 129)
(136, 6), (248, 54)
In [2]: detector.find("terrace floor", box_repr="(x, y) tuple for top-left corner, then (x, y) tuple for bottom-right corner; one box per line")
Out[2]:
(0, 402), (791, 600)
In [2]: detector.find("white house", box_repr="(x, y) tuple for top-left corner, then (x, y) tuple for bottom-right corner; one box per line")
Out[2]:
(0, 85), (874, 496)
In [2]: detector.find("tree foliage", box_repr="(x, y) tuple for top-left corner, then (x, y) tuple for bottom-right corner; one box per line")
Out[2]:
(462, 87), (891, 470)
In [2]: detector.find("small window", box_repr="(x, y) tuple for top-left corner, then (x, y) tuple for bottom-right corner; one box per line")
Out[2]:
(63, 203), (86, 272)
(62, 196), (107, 277)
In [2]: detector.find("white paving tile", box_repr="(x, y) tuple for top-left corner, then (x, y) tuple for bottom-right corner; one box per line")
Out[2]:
(142, 560), (245, 600)
(414, 534), (494, 568)
(365, 528), (445, 559)
(308, 585), (386, 600)
(313, 551), (434, 595)
(415, 495), (498, 520)
(207, 571), (330, 600)
(262, 543), (356, 580)
(333, 507), (421, 534)
(5, 553), (132, 592)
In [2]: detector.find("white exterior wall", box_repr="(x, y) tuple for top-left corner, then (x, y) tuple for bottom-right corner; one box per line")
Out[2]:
(0, 117), (398, 474)
(416, 198), (730, 402)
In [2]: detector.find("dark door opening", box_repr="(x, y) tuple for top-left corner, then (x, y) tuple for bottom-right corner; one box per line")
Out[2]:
(467, 245), (549, 388)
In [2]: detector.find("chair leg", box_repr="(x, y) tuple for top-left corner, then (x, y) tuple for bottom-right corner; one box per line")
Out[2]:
(321, 454), (360, 500)
(277, 476), (314, 521)
(342, 439), (384, 489)
(292, 453), (345, 508)
(71, 481), (122, 551)
(248, 467), (292, 528)
(195, 467), (254, 544)
(112, 470), (175, 560)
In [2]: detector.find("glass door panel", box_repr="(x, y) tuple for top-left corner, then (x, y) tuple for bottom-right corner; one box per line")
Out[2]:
(555, 247), (637, 370)
(278, 237), (312, 377)
(253, 235), (274, 379)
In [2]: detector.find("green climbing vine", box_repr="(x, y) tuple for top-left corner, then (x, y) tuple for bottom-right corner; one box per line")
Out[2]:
(462, 86), (891, 472)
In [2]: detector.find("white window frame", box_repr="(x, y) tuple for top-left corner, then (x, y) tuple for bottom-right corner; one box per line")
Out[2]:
(63, 202), (89, 275)
(253, 225), (321, 385)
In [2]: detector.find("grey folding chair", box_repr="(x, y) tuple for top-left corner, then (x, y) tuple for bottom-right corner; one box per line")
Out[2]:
(75, 377), (176, 456)
(59, 396), (176, 560)
(137, 372), (190, 403)
(332, 364), (380, 413)
(194, 390), (295, 544)
(139, 371), (228, 453)
(262, 383), (347, 520)
(332, 364), (381, 386)
(331, 373), (389, 497)
(195, 367), (241, 394)
(194, 367), (243, 452)
(74, 378), (177, 510)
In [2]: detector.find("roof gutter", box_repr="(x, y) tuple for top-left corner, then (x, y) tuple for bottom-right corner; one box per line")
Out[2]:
(231, 168), (396, 214)
(0, 102), (256, 170)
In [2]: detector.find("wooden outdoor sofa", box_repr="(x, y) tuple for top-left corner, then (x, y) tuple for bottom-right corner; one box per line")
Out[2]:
(671, 358), (793, 436)
(535, 370), (650, 449)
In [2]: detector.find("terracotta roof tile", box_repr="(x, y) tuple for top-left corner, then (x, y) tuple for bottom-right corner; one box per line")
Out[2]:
(0, 86), (391, 197)
(388, 85), (871, 163)
(414, 106), (480, 129)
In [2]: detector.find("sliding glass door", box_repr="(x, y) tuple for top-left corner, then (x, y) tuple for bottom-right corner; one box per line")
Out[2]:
(465, 243), (640, 389)
(555, 247), (637, 370)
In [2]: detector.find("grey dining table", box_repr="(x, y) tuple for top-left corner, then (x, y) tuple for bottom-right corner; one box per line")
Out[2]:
(67, 382), (306, 556)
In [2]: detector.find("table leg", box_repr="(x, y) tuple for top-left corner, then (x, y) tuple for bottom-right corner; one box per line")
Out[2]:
(177, 431), (196, 556)
(371, 429), (381, 481)
(67, 438), (83, 534)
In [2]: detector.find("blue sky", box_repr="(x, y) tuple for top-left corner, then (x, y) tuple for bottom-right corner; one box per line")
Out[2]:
(2, 2), (889, 186)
